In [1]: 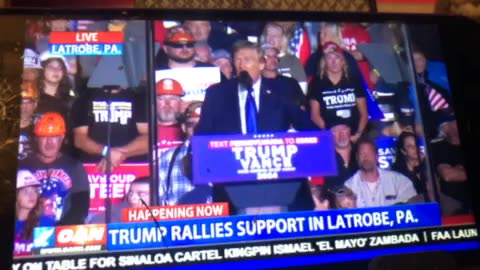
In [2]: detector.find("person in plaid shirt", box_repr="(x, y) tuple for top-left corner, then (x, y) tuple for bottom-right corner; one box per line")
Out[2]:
(158, 102), (205, 206)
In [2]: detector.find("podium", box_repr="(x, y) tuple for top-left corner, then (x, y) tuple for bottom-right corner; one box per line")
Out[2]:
(213, 178), (314, 215)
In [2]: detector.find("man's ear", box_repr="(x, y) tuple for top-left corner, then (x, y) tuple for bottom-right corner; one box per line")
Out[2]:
(259, 58), (265, 71)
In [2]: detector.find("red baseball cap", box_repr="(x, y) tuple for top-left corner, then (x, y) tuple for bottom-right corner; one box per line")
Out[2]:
(323, 41), (343, 56)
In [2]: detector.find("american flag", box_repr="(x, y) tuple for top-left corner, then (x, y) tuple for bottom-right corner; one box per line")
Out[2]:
(426, 85), (449, 111)
(289, 25), (311, 67)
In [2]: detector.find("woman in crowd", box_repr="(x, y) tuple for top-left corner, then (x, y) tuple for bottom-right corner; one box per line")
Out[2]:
(36, 52), (75, 119)
(392, 131), (429, 201)
(15, 170), (54, 256)
(308, 41), (368, 143)
(334, 186), (357, 209)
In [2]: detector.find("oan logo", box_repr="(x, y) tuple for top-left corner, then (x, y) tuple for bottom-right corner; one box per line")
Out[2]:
(55, 224), (106, 247)
(33, 227), (55, 248)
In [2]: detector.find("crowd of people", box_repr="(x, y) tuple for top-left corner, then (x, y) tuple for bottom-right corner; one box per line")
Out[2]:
(13, 18), (471, 255)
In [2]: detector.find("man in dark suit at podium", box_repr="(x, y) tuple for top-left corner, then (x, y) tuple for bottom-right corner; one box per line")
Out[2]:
(194, 41), (315, 215)
(195, 40), (314, 135)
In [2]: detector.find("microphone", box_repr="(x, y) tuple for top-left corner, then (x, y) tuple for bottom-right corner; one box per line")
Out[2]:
(139, 198), (167, 247)
(238, 71), (253, 91)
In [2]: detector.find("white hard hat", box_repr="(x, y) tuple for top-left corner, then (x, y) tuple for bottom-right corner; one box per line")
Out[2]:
(39, 51), (70, 70)
(17, 170), (40, 189)
(24, 48), (42, 69)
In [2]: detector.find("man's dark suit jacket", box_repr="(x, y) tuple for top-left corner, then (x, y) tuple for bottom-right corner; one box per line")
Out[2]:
(195, 77), (315, 135)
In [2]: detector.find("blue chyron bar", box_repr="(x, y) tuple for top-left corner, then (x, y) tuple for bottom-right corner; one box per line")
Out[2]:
(49, 44), (124, 56)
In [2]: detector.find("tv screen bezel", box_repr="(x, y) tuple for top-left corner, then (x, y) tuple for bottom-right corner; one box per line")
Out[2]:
(1, 8), (480, 270)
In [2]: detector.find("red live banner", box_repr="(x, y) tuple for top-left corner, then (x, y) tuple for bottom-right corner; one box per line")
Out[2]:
(122, 202), (229, 222)
(50, 31), (124, 44)
(84, 163), (150, 214)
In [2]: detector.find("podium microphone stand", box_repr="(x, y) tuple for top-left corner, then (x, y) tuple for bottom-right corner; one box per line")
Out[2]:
(102, 85), (119, 224)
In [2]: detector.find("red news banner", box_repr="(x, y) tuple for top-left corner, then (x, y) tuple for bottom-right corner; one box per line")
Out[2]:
(122, 203), (229, 222)
(50, 32), (124, 44)
(84, 163), (150, 214)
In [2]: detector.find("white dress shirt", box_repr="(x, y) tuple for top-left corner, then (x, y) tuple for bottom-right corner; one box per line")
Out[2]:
(345, 168), (417, 208)
(238, 78), (261, 134)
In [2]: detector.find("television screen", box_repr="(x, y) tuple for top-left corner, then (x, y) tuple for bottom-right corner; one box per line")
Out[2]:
(6, 9), (480, 270)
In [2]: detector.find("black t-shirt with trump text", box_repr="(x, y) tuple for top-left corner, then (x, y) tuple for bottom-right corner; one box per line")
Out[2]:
(71, 89), (147, 162)
(308, 76), (365, 133)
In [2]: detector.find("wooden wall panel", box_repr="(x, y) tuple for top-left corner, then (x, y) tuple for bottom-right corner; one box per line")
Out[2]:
(134, 0), (375, 12)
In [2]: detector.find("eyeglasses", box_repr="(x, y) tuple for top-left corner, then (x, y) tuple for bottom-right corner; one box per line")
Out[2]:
(165, 42), (195, 49)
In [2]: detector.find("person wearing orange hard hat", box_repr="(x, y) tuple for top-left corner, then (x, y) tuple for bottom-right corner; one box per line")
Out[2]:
(14, 169), (54, 257)
(19, 81), (39, 160)
(19, 112), (90, 225)
(156, 78), (185, 153)
(157, 26), (197, 69)
(156, 25), (221, 72)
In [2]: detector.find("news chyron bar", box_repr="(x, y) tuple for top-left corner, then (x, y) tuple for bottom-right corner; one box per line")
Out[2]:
(13, 203), (480, 270)
(13, 17), (480, 270)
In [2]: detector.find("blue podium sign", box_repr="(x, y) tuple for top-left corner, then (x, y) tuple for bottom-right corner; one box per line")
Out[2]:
(191, 131), (337, 184)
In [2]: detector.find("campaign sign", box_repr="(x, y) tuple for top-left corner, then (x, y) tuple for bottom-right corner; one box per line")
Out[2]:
(106, 203), (442, 250)
(155, 67), (221, 102)
(376, 137), (397, 169)
(84, 163), (150, 214)
(191, 131), (337, 184)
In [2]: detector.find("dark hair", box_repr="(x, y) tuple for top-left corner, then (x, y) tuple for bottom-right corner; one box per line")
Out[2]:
(131, 176), (152, 186)
(232, 40), (264, 60)
(16, 189), (43, 241)
(392, 131), (417, 169)
(357, 137), (377, 153)
(38, 58), (72, 100)
(397, 132), (417, 153)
